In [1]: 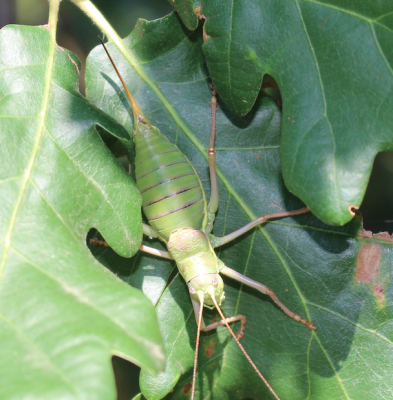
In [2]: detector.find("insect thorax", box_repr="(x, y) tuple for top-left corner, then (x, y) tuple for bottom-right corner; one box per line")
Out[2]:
(167, 228), (225, 307)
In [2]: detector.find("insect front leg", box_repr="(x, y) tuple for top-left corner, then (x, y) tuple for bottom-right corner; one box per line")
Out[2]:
(205, 84), (219, 234)
(202, 314), (247, 339)
(142, 223), (158, 238)
(191, 296), (247, 339)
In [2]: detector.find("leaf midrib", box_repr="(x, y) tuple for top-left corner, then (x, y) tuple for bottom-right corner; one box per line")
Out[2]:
(0, 28), (56, 286)
(294, 0), (341, 215)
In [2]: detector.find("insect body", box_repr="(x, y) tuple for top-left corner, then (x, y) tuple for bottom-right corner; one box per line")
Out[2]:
(100, 39), (316, 400)
(134, 112), (207, 243)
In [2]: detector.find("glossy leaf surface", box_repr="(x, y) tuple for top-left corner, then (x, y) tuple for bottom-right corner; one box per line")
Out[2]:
(190, 0), (393, 226)
(0, 25), (164, 399)
(86, 12), (393, 400)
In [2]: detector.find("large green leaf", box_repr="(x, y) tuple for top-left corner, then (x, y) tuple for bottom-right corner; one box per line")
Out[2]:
(180, 0), (393, 227)
(0, 24), (165, 399)
(85, 12), (393, 400)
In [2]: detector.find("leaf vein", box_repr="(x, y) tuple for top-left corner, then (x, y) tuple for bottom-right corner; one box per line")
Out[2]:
(312, 333), (351, 399)
(370, 23), (393, 79)
(304, 0), (393, 33)
(0, 29), (57, 286)
(10, 245), (157, 349)
(0, 175), (23, 186)
(294, 0), (341, 210)
(0, 311), (80, 398)
(308, 301), (393, 345)
(42, 126), (132, 245)
(30, 179), (80, 243)
(215, 146), (279, 151)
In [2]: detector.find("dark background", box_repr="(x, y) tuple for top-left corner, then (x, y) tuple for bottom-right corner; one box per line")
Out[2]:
(1, 0), (393, 398)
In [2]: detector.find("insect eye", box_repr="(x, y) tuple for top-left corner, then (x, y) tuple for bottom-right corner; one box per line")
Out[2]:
(189, 287), (196, 294)
(212, 277), (218, 286)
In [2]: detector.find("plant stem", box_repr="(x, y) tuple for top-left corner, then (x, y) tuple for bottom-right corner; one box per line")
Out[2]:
(48, 0), (60, 38)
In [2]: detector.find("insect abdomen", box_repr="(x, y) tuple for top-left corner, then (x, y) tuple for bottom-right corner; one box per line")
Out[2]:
(134, 126), (207, 242)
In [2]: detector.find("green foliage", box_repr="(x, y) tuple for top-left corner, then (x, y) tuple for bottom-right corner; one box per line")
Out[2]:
(197, 1), (393, 226)
(86, 12), (393, 400)
(0, 24), (164, 399)
(1, 1), (392, 400)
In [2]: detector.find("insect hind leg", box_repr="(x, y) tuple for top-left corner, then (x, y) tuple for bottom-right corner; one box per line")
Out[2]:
(206, 84), (219, 234)
(221, 266), (317, 330)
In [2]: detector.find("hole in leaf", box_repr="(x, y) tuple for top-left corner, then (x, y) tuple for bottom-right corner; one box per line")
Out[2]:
(112, 356), (141, 400)
(359, 151), (393, 234)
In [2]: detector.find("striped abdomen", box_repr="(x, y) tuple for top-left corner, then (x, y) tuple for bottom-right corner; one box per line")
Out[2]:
(134, 125), (207, 243)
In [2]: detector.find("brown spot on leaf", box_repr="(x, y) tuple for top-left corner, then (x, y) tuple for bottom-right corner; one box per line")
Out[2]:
(319, 16), (329, 28)
(206, 340), (215, 357)
(357, 228), (391, 303)
(373, 232), (393, 241)
(203, 27), (209, 42)
(359, 229), (393, 241)
(359, 228), (373, 238)
(195, 6), (205, 20)
(271, 202), (283, 210)
(356, 243), (381, 284)
(57, 45), (80, 74)
(373, 284), (385, 302)
(183, 382), (192, 394)
(195, 7), (209, 42)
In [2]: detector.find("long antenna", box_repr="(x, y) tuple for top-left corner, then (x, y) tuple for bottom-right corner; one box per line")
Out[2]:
(98, 37), (145, 126)
(191, 294), (204, 400)
(211, 293), (281, 400)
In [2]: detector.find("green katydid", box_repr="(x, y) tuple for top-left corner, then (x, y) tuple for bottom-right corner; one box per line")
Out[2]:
(98, 38), (316, 400)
